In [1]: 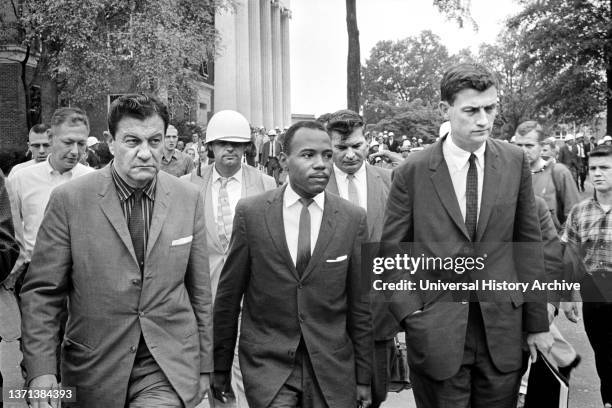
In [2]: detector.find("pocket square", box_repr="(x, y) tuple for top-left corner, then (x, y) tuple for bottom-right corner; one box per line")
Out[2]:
(171, 236), (193, 246)
(326, 255), (348, 263)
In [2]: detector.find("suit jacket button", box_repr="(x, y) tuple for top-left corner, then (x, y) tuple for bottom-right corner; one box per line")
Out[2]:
(129, 346), (137, 353)
(297, 283), (303, 289)
(288, 350), (295, 358)
(139, 311), (145, 317)
(132, 279), (140, 286)
(299, 313), (305, 322)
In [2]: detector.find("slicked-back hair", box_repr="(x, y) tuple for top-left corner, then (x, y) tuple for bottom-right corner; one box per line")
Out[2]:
(50, 107), (90, 134)
(30, 123), (50, 135)
(515, 120), (546, 143)
(326, 109), (364, 140)
(590, 145), (612, 159)
(108, 94), (169, 138)
(282, 121), (328, 155)
(440, 63), (499, 104)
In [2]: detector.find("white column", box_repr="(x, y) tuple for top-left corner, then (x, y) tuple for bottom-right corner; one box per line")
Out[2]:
(260, 0), (274, 129)
(281, 8), (291, 127)
(271, 1), (283, 128)
(236, 0), (251, 120)
(248, 0), (263, 127)
(214, 8), (237, 111)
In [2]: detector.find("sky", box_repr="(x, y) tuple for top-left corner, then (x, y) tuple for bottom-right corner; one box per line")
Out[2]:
(289, 0), (521, 117)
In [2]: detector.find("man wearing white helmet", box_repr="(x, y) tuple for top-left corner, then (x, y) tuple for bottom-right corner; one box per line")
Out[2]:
(181, 110), (275, 408)
(558, 134), (582, 187)
(161, 125), (194, 177)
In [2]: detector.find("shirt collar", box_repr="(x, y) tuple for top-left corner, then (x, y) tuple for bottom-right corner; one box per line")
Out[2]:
(45, 154), (74, 176)
(212, 165), (243, 185)
(443, 133), (486, 171)
(284, 183), (325, 211)
(163, 149), (181, 162)
(334, 161), (366, 181)
(110, 160), (156, 202)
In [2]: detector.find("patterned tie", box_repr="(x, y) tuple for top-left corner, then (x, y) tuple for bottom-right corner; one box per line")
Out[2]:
(128, 189), (145, 272)
(217, 177), (233, 251)
(296, 198), (313, 277)
(465, 154), (478, 242)
(347, 174), (360, 207)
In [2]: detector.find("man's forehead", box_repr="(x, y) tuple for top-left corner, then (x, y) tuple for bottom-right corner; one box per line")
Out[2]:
(116, 115), (164, 135)
(515, 132), (539, 143)
(29, 131), (50, 143)
(452, 87), (498, 106)
(590, 156), (612, 166)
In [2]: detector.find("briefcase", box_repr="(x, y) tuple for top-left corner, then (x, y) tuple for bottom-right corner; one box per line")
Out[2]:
(388, 335), (411, 392)
(524, 351), (569, 408)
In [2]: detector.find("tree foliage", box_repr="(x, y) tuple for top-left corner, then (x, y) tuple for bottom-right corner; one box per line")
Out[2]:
(508, 0), (612, 130)
(365, 98), (443, 142)
(12, 0), (230, 110)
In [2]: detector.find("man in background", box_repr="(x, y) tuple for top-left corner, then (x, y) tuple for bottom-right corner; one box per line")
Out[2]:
(161, 124), (194, 177)
(8, 124), (52, 177)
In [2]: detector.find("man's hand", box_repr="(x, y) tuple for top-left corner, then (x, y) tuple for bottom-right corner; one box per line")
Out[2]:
(526, 331), (554, 362)
(561, 301), (581, 323)
(28, 374), (60, 408)
(356, 384), (372, 408)
(211, 371), (231, 404)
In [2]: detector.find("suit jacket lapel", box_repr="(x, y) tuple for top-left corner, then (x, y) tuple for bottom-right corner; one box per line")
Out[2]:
(301, 192), (337, 280)
(326, 169), (340, 195)
(476, 140), (501, 241)
(243, 165), (262, 197)
(429, 140), (471, 241)
(98, 167), (138, 265)
(264, 186), (299, 279)
(365, 164), (385, 237)
(146, 174), (171, 258)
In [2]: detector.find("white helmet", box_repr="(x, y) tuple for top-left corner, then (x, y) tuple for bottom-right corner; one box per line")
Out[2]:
(205, 110), (251, 144)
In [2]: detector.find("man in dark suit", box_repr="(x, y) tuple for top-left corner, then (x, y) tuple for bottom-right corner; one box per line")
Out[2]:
(213, 120), (373, 408)
(558, 134), (581, 188)
(261, 129), (283, 185)
(21, 95), (213, 408)
(325, 109), (399, 407)
(381, 63), (553, 407)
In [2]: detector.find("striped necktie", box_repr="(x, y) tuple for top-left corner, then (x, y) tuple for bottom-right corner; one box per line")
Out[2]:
(128, 189), (145, 272)
(217, 177), (233, 251)
(347, 174), (360, 207)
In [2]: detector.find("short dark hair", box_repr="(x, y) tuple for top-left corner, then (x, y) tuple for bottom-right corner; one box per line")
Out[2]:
(589, 145), (612, 159)
(107, 94), (169, 138)
(30, 124), (50, 135)
(50, 107), (90, 132)
(515, 120), (546, 143)
(440, 63), (499, 104)
(282, 121), (328, 155)
(326, 109), (364, 139)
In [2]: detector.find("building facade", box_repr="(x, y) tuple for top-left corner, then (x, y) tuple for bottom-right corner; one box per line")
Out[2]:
(214, 0), (291, 129)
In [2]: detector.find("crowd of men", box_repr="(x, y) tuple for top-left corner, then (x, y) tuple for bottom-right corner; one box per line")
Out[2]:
(0, 62), (611, 408)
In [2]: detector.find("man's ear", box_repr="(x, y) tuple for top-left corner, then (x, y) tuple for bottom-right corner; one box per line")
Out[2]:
(103, 131), (113, 144)
(279, 152), (288, 170)
(439, 101), (450, 120)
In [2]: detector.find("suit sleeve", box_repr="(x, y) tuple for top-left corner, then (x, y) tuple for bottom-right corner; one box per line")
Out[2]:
(186, 191), (214, 373)
(514, 153), (549, 333)
(556, 165), (580, 222)
(20, 187), (72, 383)
(0, 172), (18, 281)
(536, 197), (564, 305)
(348, 209), (373, 385)
(214, 201), (251, 372)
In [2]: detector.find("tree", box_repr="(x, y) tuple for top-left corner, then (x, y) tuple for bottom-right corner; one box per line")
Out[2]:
(362, 31), (452, 107)
(10, 0), (230, 114)
(346, 0), (360, 112)
(508, 0), (612, 132)
(366, 99), (443, 143)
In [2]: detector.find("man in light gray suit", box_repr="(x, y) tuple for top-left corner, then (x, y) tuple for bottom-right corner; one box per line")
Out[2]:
(182, 110), (275, 408)
(21, 94), (213, 408)
(324, 109), (399, 408)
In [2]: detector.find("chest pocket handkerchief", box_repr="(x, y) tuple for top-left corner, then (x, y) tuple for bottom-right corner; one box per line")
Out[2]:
(326, 255), (348, 263)
(171, 235), (193, 246)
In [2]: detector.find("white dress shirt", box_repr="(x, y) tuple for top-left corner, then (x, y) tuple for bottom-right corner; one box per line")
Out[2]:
(333, 163), (368, 211)
(8, 159), (36, 178)
(8, 157), (93, 261)
(283, 184), (325, 266)
(442, 135), (485, 222)
(211, 165), (244, 220)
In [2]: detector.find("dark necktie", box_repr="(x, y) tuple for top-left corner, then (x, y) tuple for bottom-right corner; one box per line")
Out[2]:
(296, 198), (313, 277)
(129, 190), (145, 272)
(465, 154), (478, 242)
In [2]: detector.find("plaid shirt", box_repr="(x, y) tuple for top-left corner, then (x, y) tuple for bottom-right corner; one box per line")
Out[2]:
(562, 197), (612, 275)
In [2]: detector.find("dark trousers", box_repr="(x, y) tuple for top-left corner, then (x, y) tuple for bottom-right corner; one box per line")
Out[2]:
(579, 158), (588, 190)
(410, 303), (521, 408)
(266, 158), (281, 186)
(583, 301), (612, 404)
(268, 342), (327, 408)
(371, 339), (395, 408)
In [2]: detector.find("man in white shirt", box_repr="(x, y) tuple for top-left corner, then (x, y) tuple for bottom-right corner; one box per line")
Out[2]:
(8, 124), (52, 177)
(213, 120), (373, 408)
(324, 109), (396, 408)
(8, 108), (94, 290)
